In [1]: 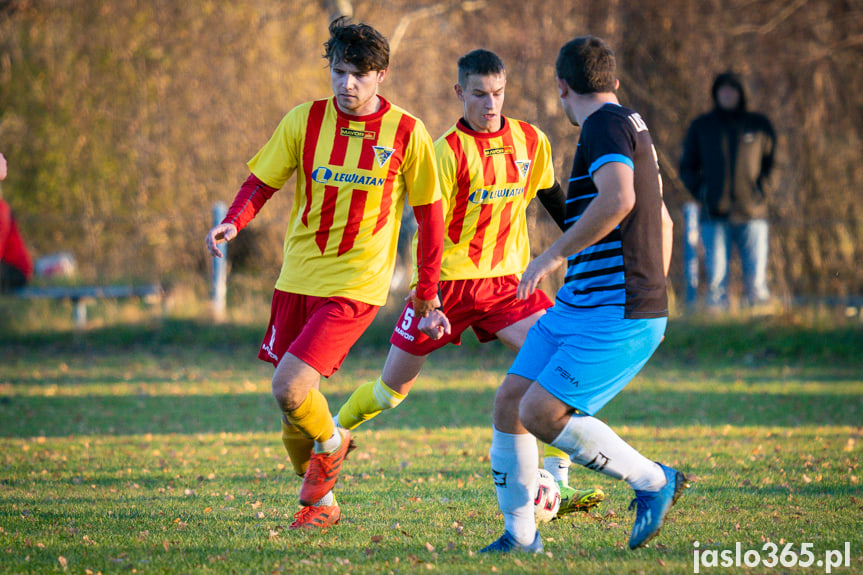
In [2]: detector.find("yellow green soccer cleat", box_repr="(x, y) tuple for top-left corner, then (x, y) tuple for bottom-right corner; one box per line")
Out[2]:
(556, 482), (606, 516)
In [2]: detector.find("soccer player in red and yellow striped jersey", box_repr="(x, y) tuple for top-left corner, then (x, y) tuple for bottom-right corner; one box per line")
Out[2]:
(205, 17), (443, 529)
(334, 50), (605, 518)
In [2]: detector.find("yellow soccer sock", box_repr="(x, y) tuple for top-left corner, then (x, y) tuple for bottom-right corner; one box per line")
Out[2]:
(543, 443), (570, 460)
(281, 418), (314, 476)
(285, 388), (336, 444)
(336, 377), (406, 430)
(543, 443), (572, 484)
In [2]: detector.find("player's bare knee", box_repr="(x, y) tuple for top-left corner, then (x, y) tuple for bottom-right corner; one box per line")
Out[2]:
(271, 378), (303, 412)
(518, 400), (543, 437)
(495, 374), (530, 407)
(519, 391), (561, 444)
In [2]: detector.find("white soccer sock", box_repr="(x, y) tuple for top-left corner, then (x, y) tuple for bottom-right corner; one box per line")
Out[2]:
(314, 429), (342, 454)
(489, 427), (538, 545)
(544, 456), (570, 484)
(551, 414), (665, 491)
(314, 491), (335, 507)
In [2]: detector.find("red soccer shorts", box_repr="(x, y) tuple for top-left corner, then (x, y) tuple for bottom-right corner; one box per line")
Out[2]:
(390, 275), (552, 356)
(258, 290), (378, 377)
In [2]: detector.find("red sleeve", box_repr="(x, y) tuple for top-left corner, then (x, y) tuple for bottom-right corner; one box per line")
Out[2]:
(4, 218), (33, 278)
(0, 200), (10, 256)
(221, 173), (279, 232)
(412, 199), (443, 301)
(0, 200), (33, 278)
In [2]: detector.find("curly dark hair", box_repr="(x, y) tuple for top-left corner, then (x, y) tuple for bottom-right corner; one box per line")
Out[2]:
(555, 36), (616, 94)
(323, 16), (389, 73)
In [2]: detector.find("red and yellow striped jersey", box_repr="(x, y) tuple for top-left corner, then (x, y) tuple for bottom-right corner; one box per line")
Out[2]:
(248, 97), (440, 306)
(431, 117), (556, 280)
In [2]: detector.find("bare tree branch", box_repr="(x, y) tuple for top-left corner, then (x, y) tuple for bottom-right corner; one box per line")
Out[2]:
(727, 0), (808, 36)
(390, 0), (486, 57)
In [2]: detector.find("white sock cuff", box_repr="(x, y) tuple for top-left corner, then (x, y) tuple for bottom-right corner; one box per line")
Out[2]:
(492, 427), (539, 451)
(373, 376), (405, 408)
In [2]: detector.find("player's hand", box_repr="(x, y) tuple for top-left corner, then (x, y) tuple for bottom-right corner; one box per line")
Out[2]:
(205, 223), (237, 258)
(406, 289), (440, 317)
(418, 309), (451, 340)
(518, 251), (566, 300)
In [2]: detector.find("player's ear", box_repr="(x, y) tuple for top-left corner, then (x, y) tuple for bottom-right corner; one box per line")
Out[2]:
(454, 83), (464, 101)
(556, 77), (568, 98)
(614, 78), (620, 91)
(376, 68), (388, 84)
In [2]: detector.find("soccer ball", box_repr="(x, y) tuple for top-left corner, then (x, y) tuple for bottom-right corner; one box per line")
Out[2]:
(533, 468), (561, 524)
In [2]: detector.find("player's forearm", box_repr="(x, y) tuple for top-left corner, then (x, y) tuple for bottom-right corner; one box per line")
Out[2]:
(537, 181), (567, 231)
(221, 173), (278, 232)
(545, 185), (633, 263)
(412, 199), (444, 300)
(661, 201), (673, 277)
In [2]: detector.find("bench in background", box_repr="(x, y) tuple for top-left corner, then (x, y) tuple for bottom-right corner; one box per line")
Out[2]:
(17, 283), (162, 328)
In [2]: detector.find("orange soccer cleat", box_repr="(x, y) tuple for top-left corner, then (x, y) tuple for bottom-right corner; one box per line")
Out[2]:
(298, 428), (355, 506)
(288, 504), (341, 529)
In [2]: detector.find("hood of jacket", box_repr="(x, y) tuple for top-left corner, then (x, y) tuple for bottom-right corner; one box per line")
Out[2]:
(711, 71), (747, 113)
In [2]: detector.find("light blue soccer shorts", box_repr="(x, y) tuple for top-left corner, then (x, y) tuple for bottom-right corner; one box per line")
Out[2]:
(509, 304), (667, 416)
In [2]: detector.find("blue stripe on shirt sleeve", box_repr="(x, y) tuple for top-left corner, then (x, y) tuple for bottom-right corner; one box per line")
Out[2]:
(588, 154), (634, 177)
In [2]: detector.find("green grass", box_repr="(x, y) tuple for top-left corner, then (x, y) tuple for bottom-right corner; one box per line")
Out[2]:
(1, 309), (862, 574)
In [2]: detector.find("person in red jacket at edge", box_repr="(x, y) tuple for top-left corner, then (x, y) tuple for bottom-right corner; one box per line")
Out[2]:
(0, 153), (34, 293)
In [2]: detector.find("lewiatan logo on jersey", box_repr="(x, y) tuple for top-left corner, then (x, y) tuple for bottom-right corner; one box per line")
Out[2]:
(468, 186), (525, 204)
(311, 166), (385, 187)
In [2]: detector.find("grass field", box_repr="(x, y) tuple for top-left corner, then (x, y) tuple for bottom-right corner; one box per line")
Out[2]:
(1, 305), (862, 574)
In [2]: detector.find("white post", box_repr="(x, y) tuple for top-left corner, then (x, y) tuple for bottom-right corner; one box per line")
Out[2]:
(212, 202), (227, 322)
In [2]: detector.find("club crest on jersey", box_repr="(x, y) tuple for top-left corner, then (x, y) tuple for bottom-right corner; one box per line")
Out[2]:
(515, 159), (531, 179)
(340, 127), (375, 140)
(484, 145), (514, 157)
(372, 146), (395, 167)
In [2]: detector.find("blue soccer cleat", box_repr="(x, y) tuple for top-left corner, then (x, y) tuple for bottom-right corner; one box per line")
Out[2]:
(479, 530), (543, 554)
(628, 463), (690, 549)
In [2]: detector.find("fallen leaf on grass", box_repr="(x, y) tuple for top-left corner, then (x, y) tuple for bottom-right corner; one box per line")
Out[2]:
(58, 556), (68, 570)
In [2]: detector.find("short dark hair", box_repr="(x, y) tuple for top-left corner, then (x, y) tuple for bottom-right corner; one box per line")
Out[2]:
(555, 36), (616, 94)
(457, 49), (506, 87)
(323, 16), (389, 73)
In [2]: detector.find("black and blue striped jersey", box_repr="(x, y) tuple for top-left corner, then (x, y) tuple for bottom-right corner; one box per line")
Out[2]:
(557, 103), (668, 319)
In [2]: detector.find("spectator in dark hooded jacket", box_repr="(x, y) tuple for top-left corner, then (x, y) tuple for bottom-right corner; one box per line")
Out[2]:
(680, 71), (776, 311)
